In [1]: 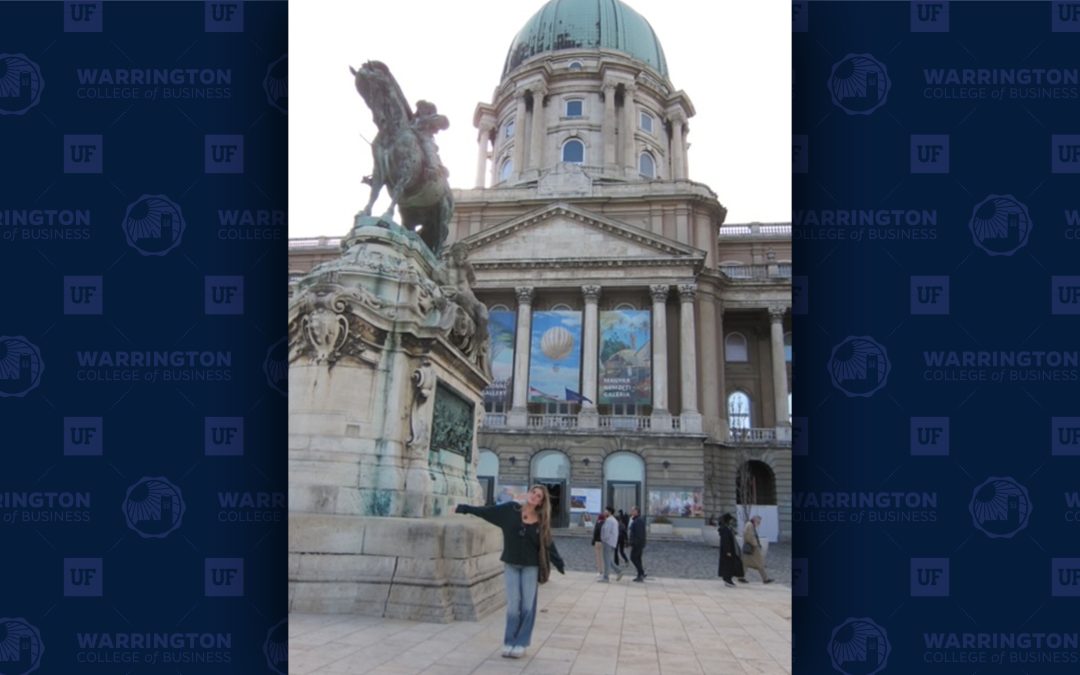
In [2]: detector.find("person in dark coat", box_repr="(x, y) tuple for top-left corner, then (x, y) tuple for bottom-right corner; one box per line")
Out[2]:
(592, 512), (605, 577)
(615, 510), (630, 564)
(628, 506), (647, 582)
(717, 513), (744, 588)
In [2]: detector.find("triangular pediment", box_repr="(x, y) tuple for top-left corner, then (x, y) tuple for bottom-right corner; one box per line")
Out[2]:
(460, 203), (702, 264)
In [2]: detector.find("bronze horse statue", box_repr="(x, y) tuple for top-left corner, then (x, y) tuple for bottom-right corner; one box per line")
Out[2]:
(351, 61), (453, 256)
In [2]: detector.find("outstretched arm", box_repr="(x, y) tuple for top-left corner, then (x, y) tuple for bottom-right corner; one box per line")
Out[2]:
(455, 502), (506, 527)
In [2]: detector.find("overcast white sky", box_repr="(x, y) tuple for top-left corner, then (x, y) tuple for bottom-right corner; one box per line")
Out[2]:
(289, 1), (790, 239)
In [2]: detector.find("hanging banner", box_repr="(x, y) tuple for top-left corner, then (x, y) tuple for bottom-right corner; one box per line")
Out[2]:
(482, 309), (515, 404)
(528, 310), (581, 402)
(599, 309), (652, 405)
(648, 489), (705, 518)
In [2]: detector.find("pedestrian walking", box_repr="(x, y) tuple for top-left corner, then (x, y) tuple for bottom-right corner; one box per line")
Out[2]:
(592, 511), (606, 578)
(599, 506), (624, 582)
(741, 515), (774, 584)
(628, 506), (647, 582)
(455, 484), (565, 659)
(615, 510), (630, 564)
(717, 513), (744, 588)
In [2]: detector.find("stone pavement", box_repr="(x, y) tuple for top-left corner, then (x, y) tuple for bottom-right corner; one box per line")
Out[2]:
(290, 570), (791, 674)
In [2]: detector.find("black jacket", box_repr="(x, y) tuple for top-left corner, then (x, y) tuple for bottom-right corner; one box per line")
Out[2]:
(456, 502), (565, 573)
(629, 516), (646, 547)
(717, 525), (744, 579)
(592, 517), (604, 545)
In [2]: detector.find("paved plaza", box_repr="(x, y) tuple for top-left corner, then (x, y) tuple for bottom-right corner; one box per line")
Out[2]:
(290, 568), (791, 674)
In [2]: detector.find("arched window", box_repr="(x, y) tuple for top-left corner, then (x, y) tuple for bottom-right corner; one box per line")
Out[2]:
(478, 449), (499, 505)
(725, 332), (749, 362)
(568, 61), (583, 71)
(728, 391), (751, 429)
(531, 449), (571, 480)
(784, 332), (792, 362)
(604, 452), (645, 515)
(499, 158), (513, 182)
(638, 152), (656, 178)
(565, 99), (583, 117)
(562, 139), (584, 164)
(737, 460), (777, 505)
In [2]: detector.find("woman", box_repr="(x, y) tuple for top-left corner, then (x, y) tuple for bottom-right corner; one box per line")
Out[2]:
(456, 485), (565, 659)
(615, 510), (630, 564)
(742, 515), (774, 584)
(592, 511), (606, 578)
(717, 513), (744, 588)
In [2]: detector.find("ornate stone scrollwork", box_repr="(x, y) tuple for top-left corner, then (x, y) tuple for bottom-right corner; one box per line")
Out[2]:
(581, 285), (602, 303)
(407, 357), (436, 457)
(288, 284), (388, 367)
(649, 284), (670, 303)
(515, 286), (534, 305)
(678, 283), (697, 302)
(302, 309), (349, 364)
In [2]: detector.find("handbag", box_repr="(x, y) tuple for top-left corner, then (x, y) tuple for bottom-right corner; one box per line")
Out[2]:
(742, 541), (754, 555)
(538, 540), (551, 584)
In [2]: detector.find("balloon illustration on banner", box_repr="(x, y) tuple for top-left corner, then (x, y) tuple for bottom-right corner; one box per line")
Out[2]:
(540, 326), (574, 372)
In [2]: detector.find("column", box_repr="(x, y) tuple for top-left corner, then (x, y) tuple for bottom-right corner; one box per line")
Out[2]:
(602, 84), (617, 168)
(508, 287), (534, 427)
(474, 121), (493, 188)
(769, 305), (790, 429)
(512, 93), (527, 178)
(623, 85), (637, 174)
(678, 284), (702, 432)
(698, 292), (722, 440)
(528, 85), (547, 170)
(579, 285), (601, 428)
(670, 112), (686, 180)
(649, 284), (670, 429)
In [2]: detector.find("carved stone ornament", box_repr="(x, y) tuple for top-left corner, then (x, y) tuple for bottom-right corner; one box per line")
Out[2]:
(407, 358), (436, 457)
(649, 284), (670, 303)
(678, 283), (697, 302)
(581, 285), (602, 303)
(288, 284), (388, 367)
(515, 286), (534, 305)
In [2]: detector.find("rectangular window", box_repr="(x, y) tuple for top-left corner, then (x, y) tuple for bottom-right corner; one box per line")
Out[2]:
(640, 112), (654, 133)
(565, 99), (583, 117)
(504, 119), (515, 138)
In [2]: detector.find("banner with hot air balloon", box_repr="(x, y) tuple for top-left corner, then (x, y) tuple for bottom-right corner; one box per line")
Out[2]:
(599, 310), (652, 405)
(528, 310), (582, 403)
(482, 310), (516, 404)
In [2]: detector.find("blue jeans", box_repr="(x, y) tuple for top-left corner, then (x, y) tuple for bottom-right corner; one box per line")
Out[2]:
(603, 544), (621, 580)
(503, 563), (539, 648)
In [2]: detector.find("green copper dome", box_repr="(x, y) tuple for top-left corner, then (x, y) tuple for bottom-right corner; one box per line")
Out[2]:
(504, 0), (669, 78)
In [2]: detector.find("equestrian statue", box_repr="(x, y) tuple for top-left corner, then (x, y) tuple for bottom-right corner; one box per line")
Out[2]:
(351, 61), (453, 256)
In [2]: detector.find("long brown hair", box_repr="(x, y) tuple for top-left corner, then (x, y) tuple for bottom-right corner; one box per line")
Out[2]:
(528, 484), (553, 549)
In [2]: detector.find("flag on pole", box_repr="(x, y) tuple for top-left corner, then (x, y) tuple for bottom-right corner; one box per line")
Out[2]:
(565, 388), (593, 404)
(529, 386), (559, 402)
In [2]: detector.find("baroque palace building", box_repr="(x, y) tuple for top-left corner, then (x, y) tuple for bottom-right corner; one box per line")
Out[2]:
(289, 0), (792, 539)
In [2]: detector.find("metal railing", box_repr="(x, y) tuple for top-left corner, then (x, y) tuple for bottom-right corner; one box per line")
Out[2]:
(728, 427), (778, 443)
(718, 264), (793, 281)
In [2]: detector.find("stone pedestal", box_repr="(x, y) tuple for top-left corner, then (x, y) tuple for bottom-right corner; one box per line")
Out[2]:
(288, 220), (498, 621)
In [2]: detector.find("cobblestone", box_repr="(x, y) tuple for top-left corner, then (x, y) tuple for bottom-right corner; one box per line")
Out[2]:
(553, 533), (792, 586)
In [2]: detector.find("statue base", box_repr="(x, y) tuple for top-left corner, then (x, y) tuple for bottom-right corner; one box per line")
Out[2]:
(289, 513), (505, 622)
